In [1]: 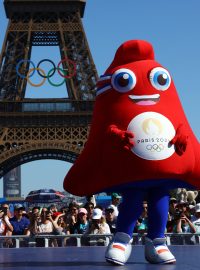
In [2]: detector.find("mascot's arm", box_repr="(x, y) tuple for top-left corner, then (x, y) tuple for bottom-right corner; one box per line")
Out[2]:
(170, 124), (189, 156)
(108, 124), (134, 150)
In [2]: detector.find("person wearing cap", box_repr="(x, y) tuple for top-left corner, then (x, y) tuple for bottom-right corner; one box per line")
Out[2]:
(173, 204), (196, 234)
(86, 208), (110, 235)
(71, 208), (89, 234)
(85, 208), (110, 246)
(176, 201), (190, 217)
(105, 206), (117, 234)
(192, 203), (200, 233)
(9, 204), (30, 247)
(107, 193), (122, 217)
(9, 204), (30, 236)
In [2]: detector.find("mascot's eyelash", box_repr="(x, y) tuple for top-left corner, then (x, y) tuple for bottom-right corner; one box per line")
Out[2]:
(96, 75), (112, 96)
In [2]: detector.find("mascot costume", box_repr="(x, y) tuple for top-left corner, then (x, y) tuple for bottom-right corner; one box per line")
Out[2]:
(64, 40), (200, 265)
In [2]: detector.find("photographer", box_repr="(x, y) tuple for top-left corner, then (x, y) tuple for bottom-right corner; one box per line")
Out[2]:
(173, 201), (195, 233)
(85, 208), (110, 246)
(0, 207), (13, 234)
(0, 206), (13, 247)
(1, 204), (12, 219)
(172, 204), (196, 244)
(173, 212), (196, 233)
(34, 208), (53, 233)
(87, 208), (110, 234)
(170, 205), (196, 245)
(28, 208), (54, 247)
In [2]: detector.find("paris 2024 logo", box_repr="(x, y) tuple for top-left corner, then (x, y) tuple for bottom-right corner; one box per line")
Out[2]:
(127, 112), (176, 160)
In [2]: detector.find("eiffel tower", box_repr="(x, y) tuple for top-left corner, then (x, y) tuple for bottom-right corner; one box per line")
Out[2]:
(0, 0), (98, 197)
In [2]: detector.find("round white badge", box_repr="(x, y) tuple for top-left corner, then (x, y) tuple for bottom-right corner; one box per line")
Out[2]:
(127, 112), (175, 160)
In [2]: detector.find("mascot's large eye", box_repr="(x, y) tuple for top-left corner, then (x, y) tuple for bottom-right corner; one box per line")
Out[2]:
(111, 68), (136, 93)
(149, 67), (171, 91)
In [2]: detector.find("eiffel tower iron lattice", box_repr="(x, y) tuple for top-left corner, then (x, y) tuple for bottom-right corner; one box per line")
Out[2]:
(0, 0), (98, 193)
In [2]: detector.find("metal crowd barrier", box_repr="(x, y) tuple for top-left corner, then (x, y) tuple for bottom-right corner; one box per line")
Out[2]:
(0, 233), (200, 248)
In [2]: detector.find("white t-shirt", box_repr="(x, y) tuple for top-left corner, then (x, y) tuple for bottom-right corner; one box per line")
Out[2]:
(37, 221), (53, 233)
(86, 222), (111, 234)
(92, 222), (111, 234)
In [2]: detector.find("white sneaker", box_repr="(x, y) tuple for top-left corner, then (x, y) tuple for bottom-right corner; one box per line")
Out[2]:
(145, 237), (176, 264)
(105, 232), (132, 265)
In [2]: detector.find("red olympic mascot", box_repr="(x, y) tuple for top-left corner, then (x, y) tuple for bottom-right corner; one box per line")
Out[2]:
(64, 40), (200, 265)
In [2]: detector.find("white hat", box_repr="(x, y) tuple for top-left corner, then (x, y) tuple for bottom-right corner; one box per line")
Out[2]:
(92, 208), (102, 219)
(195, 203), (200, 213)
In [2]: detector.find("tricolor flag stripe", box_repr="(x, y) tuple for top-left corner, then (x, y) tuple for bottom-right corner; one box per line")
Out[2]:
(96, 84), (111, 96)
(98, 75), (112, 82)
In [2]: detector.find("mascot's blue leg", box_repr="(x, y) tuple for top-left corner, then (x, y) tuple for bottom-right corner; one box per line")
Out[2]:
(144, 188), (176, 264)
(105, 187), (175, 265)
(105, 188), (145, 265)
(147, 187), (169, 239)
(116, 187), (169, 238)
(116, 188), (146, 236)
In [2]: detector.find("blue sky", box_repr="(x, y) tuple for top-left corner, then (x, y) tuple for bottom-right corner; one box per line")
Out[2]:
(1, 0), (200, 197)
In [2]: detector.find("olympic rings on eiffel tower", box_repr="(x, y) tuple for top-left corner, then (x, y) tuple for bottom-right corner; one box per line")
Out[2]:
(57, 58), (76, 79)
(27, 68), (46, 87)
(47, 68), (66, 87)
(37, 59), (56, 78)
(16, 58), (76, 86)
(16, 59), (36, 79)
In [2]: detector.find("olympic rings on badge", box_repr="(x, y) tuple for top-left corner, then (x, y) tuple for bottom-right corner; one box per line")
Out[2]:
(146, 144), (164, 152)
(15, 58), (77, 86)
(27, 68), (46, 87)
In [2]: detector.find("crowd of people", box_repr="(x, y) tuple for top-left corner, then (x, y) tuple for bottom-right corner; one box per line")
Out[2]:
(0, 192), (200, 247)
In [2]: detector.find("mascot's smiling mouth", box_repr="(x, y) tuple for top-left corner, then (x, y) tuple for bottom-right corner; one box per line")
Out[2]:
(129, 94), (160, 105)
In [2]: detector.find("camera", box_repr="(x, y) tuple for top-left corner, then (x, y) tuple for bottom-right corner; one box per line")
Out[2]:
(92, 220), (100, 229)
(0, 207), (8, 215)
(174, 209), (183, 219)
(61, 207), (68, 213)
